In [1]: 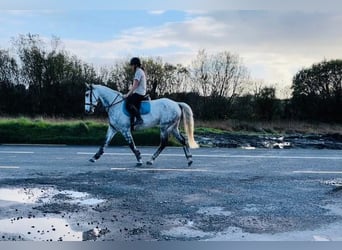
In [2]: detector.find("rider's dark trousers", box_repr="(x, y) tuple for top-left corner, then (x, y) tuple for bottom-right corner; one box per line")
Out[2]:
(126, 93), (144, 119)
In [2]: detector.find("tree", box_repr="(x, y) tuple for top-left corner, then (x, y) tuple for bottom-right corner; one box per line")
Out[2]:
(135, 57), (188, 98)
(0, 49), (23, 114)
(191, 49), (211, 96)
(0, 49), (19, 85)
(10, 34), (99, 116)
(190, 50), (250, 119)
(173, 64), (191, 93)
(141, 57), (178, 99)
(291, 59), (342, 121)
(231, 94), (255, 121)
(191, 49), (249, 102)
(104, 58), (187, 98)
(255, 87), (279, 121)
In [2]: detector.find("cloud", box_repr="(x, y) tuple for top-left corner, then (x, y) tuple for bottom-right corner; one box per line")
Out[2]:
(63, 10), (342, 93)
(3, 8), (340, 98)
(148, 10), (166, 15)
(2, 0), (342, 11)
(204, 10), (342, 87)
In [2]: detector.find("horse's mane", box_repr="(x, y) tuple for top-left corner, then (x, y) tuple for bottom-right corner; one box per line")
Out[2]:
(92, 84), (123, 107)
(93, 84), (122, 96)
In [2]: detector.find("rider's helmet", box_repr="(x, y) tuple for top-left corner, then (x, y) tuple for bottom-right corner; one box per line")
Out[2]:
(129, 57), (141, 67)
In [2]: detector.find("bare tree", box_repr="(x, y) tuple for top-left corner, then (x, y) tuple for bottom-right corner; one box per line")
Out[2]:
(106, 61), (132, 92)
(173, 64), (191, 93)
(143, 57), (188, 98)
(0, 49), (19, 85)
(105, 57), (189, 97)
(191, 49), (210, 95)
(191, 49), (250, 100)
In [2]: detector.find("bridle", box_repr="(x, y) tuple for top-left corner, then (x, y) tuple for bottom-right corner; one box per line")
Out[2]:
(86, 85), (125, 112)
(85, 85), (99, 109)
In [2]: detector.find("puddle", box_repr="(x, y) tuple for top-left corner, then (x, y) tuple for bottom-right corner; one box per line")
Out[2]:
(0, 188), (105, 206)
(241, 146), (256, 150)
(322, 179), (342, 187)
(242, 204), (260, 213)
(0, 217), (83, 241)
(162, 220), (211, 239)
(162, 225), (211, 239)
(197, 207), (232, 216)
(57, 190), (105, 206)
(0, 188), (54, 204)
(0, 187), (106, 241)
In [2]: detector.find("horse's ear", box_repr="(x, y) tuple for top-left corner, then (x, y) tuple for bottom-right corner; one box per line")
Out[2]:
(86, 83), (95, 91)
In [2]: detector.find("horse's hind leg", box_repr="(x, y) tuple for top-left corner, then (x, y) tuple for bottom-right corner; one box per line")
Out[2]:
(90, 125), (117, 162)
(147, 128), (169, 165)
(172, 128), (193, 167)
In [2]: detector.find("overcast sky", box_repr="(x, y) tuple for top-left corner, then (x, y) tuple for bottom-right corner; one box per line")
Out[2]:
(1, 0), (342, 97)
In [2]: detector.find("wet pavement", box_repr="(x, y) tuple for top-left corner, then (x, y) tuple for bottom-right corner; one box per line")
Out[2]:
(0, 145), (342, 241)
(196, 133), (342, 149)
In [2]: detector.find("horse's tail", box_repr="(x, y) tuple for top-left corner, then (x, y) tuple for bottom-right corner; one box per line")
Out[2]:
(178, 102), (199, 149)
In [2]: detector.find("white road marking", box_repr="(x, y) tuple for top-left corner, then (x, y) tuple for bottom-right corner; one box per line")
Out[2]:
(1, 144), (66, 146)
(77, 152), (342, 160)
(0, 151), (34, 154)
(293, 171), (342, 174)
(194, 154), (342, 160)
(110, 168), (208, 172)
(78, 152), (134, 156)
(0, 166), (20, 169)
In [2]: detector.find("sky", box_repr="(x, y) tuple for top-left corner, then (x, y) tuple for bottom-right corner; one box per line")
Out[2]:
(1, 0), (342, 98)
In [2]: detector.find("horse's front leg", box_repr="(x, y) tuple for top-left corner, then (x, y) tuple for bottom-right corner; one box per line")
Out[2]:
(90, 125), (117, 162)
(122, 130), (143, 166)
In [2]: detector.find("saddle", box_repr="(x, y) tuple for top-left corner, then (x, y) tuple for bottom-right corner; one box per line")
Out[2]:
(122, 95), (151, 117)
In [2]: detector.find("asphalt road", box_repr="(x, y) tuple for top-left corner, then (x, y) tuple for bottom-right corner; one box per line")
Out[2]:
(0, 144), (342, 241)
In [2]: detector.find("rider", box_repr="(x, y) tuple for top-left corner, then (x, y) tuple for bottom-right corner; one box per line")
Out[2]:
(124, 57), (146, 128)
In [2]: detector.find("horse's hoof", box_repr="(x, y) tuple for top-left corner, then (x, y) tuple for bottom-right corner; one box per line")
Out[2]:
(188, 160), (193, 167)
(136, 161), (143, 167)
(146, 160), (153, 165)
(89, 158), (96, 163)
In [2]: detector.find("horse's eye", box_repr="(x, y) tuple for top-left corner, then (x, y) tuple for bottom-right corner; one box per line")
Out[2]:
(85, 93), (89, 97)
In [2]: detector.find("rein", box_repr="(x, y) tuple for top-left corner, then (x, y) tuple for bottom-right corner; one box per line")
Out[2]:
(106, 93), (125, 111)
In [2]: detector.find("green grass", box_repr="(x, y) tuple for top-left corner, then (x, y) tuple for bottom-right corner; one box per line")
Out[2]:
(0, 117), (340, 146)
(196, 119), (342, 135)
(0, 117), (180, 146)
(194, 127), (226, 134)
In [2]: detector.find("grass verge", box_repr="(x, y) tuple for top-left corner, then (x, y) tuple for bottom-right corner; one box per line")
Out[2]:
(196, 120), (342, 135)
(0, 117), (340, 146)
(0, 117), (177, 146)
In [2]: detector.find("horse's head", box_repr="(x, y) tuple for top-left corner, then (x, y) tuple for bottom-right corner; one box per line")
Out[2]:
(84, 84), (99, 114)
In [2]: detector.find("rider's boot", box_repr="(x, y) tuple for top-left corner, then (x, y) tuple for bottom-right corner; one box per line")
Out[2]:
(134, 113), (143, 126)
(131, 105), (143, 126)
(130, 115), (135, 131)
